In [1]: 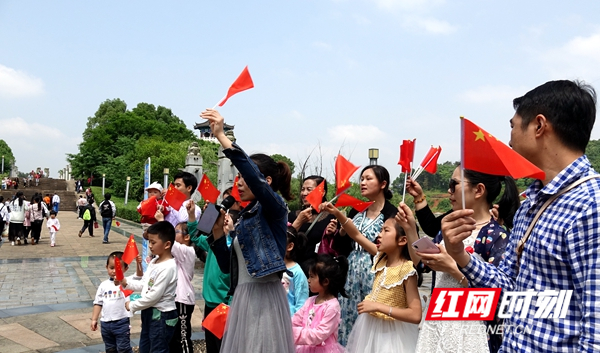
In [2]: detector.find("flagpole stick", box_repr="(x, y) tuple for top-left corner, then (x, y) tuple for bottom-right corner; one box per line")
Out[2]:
(212, 95), (227, 109)
(402, 171), (408, 203)
(460, 117), (466, 210)
(413, 150), (439, 181)
(461, 167), (466, 210)
(305, 193), (343, 235)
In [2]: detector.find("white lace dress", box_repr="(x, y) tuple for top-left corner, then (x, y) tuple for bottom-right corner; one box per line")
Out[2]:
(415, 229), (490, 353)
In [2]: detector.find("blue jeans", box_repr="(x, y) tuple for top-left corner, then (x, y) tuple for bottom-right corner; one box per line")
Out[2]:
(102, 217), (112, 242)
(139, 308), (178, 353)
(100, 317), (132, 353)
(53, 203), (59, 214)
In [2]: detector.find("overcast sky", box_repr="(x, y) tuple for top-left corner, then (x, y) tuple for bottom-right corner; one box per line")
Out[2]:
(2, 1), (600, 180)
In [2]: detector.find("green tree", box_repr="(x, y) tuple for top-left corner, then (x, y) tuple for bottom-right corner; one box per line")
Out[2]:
(0, 140), (15, 177)
(271, 154), (296, 175)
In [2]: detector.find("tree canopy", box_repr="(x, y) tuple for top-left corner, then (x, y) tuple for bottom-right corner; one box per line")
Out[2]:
(0, 139), (15, 177)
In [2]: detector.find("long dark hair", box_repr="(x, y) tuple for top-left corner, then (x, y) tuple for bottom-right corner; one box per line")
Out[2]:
(15, 191), (24, 207)
(463, 169), (520, 229)
(250, 154), (293, 201)
(360, 165), (393, 200)
(286, 226), (307, 262)
(309, 254), (349, 298)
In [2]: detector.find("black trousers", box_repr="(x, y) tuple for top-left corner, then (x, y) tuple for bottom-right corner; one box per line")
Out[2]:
(30, 220), (43, 242)
(81, 220), (94, 236)
(203, 304), (223, 353)
(168, 302), (195, 353)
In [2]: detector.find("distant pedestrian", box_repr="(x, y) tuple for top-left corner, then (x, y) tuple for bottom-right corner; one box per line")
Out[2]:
(99, 193), (116, 244)
(43, 194), (51, 209)
(29, 196), (47, 245)
(52, 192), (61, 214)
(46, 210), (60, 247)
(0, 196), (8, 242)
(9, 191), (28, 246)
(78, 200), (96, 238)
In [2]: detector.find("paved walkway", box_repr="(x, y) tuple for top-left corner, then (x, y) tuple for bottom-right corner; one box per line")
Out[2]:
(0, 210), (207, 353)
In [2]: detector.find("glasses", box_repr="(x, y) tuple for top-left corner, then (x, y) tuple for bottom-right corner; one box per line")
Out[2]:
(448, 179), (471, 193)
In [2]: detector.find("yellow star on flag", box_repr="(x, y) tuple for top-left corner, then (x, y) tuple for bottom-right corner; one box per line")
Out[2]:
(473, 129), (485, 142)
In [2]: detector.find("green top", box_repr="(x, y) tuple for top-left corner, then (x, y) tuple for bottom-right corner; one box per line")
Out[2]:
(188, 220), (231, 308)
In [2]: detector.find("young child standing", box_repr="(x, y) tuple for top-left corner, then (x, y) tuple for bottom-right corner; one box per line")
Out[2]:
(339, 213), (422, 353)
(282, 226), (309, 315)
(117, 221), (178, 353)
(292, 254), (348, 353)
(154, 207), (197, 353)
(46, 211), (60, 247)
(91, 251), (141, 353)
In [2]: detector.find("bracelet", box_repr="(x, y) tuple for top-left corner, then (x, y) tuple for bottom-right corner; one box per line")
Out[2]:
(459, 275), (466, 285)
(341, 218), (350, 227)
(414, 195), (426, 204)
(388, 306), (393, 316)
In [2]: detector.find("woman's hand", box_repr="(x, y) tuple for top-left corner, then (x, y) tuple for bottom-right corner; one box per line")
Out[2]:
(357, 300), (382, 314)
(417, 244), (459, 273)
(200, 109), (232, 149)
(292, 207), (313, 230)
(211, 209), (227, 240)
(223, 213), (234, 234)
(320, 202), (342, 219)
(406, 177), (424, 199)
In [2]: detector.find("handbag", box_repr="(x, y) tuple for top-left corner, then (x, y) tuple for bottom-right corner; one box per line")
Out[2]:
(516, 174), (600, 273)
(94, 222), (99, 229)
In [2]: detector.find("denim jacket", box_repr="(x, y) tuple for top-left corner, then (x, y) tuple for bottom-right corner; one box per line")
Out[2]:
(208, 143), (288, 294)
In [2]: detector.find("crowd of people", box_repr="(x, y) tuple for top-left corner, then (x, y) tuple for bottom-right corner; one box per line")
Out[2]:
(3, 79), (596, 353)
(1, 170), (44, 190)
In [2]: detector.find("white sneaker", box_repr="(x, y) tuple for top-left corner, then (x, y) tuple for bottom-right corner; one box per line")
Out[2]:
(11, 241), (15, 246)
(50, 243), (55, 247)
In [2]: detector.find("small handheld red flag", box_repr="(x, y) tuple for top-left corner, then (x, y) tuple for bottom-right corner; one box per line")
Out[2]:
(335, 155), (360, 195)
(115, 221), (120, 227)
(165, 184), (187, 211)
(139, 196), (157, 216)
(218, 66), (254, 107)
(461, 118), (545, 179)
(203, 303), (229, 339)
(398, 139), (416, 173)
(120, 286), (134, 297)
(421, 146), (442, 174)
(305, 180), (326, 213)
(114, 257), (124, 281)
(334, 194), (374, 213)
(198, 174), (221, 204)
(122, 235), (139, 265)
(231, 175), (251, 208)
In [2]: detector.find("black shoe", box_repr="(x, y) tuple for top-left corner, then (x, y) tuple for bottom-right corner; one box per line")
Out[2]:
(102, 241), (109, 244)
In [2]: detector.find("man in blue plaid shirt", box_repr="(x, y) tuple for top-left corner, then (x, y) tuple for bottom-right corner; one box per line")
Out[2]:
(443, 80), (599, 352)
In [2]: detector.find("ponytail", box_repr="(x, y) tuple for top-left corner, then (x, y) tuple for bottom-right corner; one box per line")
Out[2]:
(277, 161), (293, 201)
(496, 176), (520, 229)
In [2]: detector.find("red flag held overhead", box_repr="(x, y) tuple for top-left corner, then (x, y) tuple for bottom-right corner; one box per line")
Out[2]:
(461, 118), (545, 179)
(423, 146), (442, 174)
(114, 256), (124, 281)
(305, 180), (326, 213)
(398, 139), (416, 173)
(165, 184), (187, 211)
(335, 194), (374, 213)
(218, 66), (254, 107)
(122, 235), (139, 265)
(335, 155), (360, 195)
(198, 174), (220, 204)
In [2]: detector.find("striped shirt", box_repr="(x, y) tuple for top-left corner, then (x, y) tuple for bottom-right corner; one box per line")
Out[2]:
(461, 155), (600, 352)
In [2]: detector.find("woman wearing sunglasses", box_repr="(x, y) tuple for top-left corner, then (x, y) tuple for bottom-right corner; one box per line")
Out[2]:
(404, 166), (520, 353)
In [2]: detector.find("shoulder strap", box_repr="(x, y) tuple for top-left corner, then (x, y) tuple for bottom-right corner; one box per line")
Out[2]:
(516, 174), (600, 272)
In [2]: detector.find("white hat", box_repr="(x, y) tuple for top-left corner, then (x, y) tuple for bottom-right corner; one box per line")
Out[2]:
(145, 182), (163, 192)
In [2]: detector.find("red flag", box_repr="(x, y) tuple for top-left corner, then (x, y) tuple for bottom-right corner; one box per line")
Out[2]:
(398, 139), (416, 173)
(139, 196), (157, 216)
(198, 174), (221, 204)
(114, 256), (124, 281)
(462, 118), (545, 179)
(421, 146), (442, 174)
(231, 176), (250, 208)
(218, 66), (254, 107)
(335, 193), (374, 213)
(122, 235), (139, 265)
(202, 303), (229, 339)
(164, 184), (187, 210)
(335, 155), (360, 195)
(120, 285), (133, 297)
(305, 180), (326, 213)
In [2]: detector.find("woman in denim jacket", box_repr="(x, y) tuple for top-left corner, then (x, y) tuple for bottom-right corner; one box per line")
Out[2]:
(202, 109), (295, 353)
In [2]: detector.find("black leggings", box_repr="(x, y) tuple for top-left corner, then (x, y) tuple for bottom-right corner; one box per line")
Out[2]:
(81, 220), (94, 236)
(8, 222), (24, 241)
(30, 220), (43, 242)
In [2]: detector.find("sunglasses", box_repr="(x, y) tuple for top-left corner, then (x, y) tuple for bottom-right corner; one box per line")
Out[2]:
(448, 179), (471, 193)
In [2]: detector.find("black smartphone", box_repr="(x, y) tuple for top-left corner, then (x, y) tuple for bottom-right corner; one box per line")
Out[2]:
(197, 203), (220, 235)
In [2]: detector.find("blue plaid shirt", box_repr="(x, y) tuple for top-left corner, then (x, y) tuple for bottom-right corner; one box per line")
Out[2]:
(461, 155), (600, 352)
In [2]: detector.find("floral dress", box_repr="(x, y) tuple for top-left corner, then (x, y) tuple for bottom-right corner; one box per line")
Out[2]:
(337, 211), (384, 346)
